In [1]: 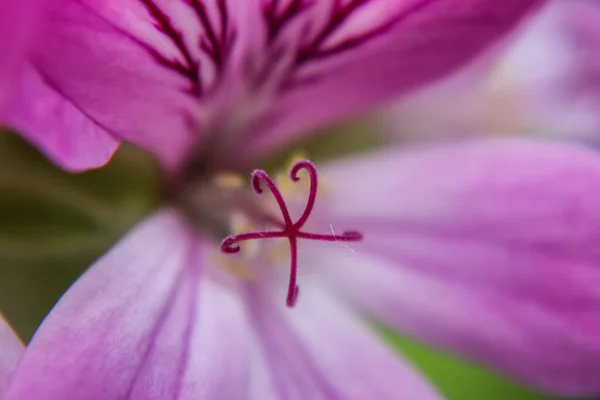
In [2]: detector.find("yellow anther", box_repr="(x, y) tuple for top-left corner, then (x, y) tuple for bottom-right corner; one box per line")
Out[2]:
(211, 252), (256, 280)
(212, 152), (330, 281)
(230, 212), (260, 257)
(230, 212), (253, 235)
(222, 260), (256, 279)
(213, 173), (244, 189)
(265, 241), (290, 264)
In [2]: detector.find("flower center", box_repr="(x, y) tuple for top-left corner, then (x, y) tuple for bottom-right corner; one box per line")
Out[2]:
(220, 160), (362, 307)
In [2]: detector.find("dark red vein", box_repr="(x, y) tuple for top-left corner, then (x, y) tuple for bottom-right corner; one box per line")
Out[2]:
(217, 0), (230, 46)
(185, 0), (236, 79)
(263, 0), (312, 44)
(138, 0), (202, 96)
(186, 0), (224, 70)
(305, 0), (436, 60)
(275, 0), (436, 93)
(295, 0), (371, 64)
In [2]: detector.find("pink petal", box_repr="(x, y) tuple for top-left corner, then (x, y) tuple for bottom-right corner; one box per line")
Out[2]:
(3, 211), (249, 400)
(564, 0), (600, 107)
(0, 316), (24, 395)
(0, 0), (42, 117)
(14, 0), (200, 170)
(243, 279), (443, 399)
(242, 0), (545, 160)
(17, 0), (260, 170)
(384, 0), (600, 143)
(23, 0), (543, 169)
(312, 139), (600, 396)
(5, 67), (119, 171)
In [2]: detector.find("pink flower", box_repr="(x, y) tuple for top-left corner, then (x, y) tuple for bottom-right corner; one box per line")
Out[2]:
(0, 0), (45, 117)
(8, 1), (593, 399)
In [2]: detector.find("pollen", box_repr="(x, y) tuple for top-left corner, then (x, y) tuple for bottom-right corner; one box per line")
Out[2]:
(230, 212), (260, 258)
(213, 173), (244, 189)
(210, 251), (256, 280)
(220, 159), (363, 308)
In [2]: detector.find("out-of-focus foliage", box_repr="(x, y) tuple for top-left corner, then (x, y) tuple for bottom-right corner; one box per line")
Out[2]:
(0, 132), (159, 337)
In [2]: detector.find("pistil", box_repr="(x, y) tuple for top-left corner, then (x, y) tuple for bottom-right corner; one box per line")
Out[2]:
(220, 160), (362, 307)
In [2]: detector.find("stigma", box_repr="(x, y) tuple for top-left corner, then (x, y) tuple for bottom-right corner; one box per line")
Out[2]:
(220, 160), (363, 308)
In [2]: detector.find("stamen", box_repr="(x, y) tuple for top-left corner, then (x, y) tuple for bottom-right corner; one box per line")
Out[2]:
(220, 160), (363, 307)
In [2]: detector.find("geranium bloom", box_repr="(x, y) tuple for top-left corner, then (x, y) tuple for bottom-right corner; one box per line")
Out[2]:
(0, 0), (45, 116)
(11, 1), (600, 399)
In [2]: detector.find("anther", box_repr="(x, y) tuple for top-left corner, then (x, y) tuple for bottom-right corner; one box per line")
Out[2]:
(220, 160), (363, 308)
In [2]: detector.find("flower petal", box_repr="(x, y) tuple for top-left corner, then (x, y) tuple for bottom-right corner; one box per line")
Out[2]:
(5, 67), (119, 171)
(242, 0), (545, 160)
(3, 211), (249, 400)
(313, 139), (600, 396)
(0, 316), (24, 395)
(0, 0), (42, 117)
(25, 0), (543, 169)
(15, 0), (201, 169)
(17, 0), (267, 170)
(243, 279), (443, 399)
(564, 0), (600, 109)
(383, 0), (600, 143)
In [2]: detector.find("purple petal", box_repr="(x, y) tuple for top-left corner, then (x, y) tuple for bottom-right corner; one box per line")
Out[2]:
(11, 0), (201, 170)
(384, 0), (600, 143)
(3, 211), (249, 400)
(312, 139), (600, 396)
(243, 280), (443, 399)
(564, 0), (600, 108)
(242, 0), (545, 160)
(22, 0), (543, 169)
(0, 0), (42, 117)
(14, 0), (260, 170)
(0, 316), (24, 395)
(5, 67), (119, 171)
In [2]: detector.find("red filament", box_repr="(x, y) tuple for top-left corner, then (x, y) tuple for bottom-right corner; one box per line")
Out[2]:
(220, 160), (362, 308)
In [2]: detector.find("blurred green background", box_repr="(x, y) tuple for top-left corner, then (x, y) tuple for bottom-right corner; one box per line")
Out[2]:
(0, 131), (587, 400)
